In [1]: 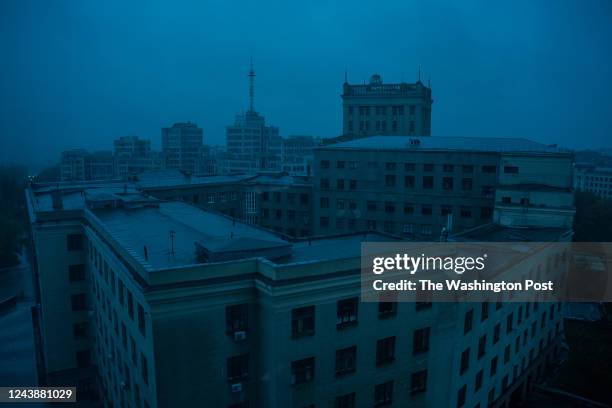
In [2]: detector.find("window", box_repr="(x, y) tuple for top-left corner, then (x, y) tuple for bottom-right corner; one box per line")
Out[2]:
(320, 217), (329, 227)
(335, 393), (356, 408)
(504, 345), (511, 364)
(454, 386), (467, 408)
(423, 163), (434, 172)
(141, 353), (149, 385)
(321, 160), (330, 169)
(481, 186), (494, 197)
(374, 381), (394, 407)
(462, 178), (473, 191)
(384, 202), (395, 213)
(73, 322), (89, 339)
(405, 175), (415, 188)
(507, 313), (514, 333)
(320, 197), (329, 209)
(481, 302), (489, 321)
(138, 303), (146, 337)
(385, 162), (396, 171)
(422, 176), (434, 189)
(67, 234), (84, 251)
(227, 354), (249, 382)
(127, 291), (134, 320)
(481, 165), (496, 174)
(376, 336), (396, 366)
(443, 164), (454, 172)
(337, 179), (345, 190)
(460, 207), (472, 218)
(493, 323), (501, 344)
(337, 161), (345, 169)
(367, 201), (377, 211)
(502, 196), (511, 204)
(405, 163), (416, 172)
(337, 297), (358, 328)
(335, 346), (357, 376)
(292, 306), (315, 338)
(460, 348), (470, 374)
(378, 301), (397, 318)
(71, 294), (87, 311)
(411, 370), (428, 395)
(464, 309), (473, 334)
(349, 180), (357, 190)
(475, 369), (483, 391)
(490, 356), (498, 376)
(226, 304), (248, 334)
(291, 357), (314, 385)
(385, 175), (396, 187)
(504, 166), (519, 174)
(404, 204), (414, 214)
(413, 327), (430, 354)
(69, 264), (86, 282)
(480, 207), (493, 218)
(478, 335), (486, 358)
(422, 205), (432, 216)
(462, 165), (474, 173)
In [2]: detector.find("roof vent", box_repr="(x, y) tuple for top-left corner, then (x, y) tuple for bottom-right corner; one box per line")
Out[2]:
(409, 138), (421, 147)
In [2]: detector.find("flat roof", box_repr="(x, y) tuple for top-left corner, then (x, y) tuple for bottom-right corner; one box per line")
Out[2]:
(319, 136), (568, 154)
(451, 223), (572, 242)
(134, 170), (254, 189)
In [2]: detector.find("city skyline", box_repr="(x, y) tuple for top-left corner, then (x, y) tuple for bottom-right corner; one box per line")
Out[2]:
(2, 0), (612, 167)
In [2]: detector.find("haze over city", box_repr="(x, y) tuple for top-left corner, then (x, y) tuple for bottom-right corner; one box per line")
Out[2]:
(1, 0), (611, 167)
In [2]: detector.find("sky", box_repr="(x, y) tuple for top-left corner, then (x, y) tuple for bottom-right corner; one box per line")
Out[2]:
(1, 0), (611, 167)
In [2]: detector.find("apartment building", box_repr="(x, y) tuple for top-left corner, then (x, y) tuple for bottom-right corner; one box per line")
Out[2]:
(573, 164), (612, 200)
(342, 74), (433, 138)
(312, 136), (574, 239)
(114, 136), (166, 179)
(60, 149), (116, 181)
(26, 175), (571, 408)
(161, 122), (203, 173)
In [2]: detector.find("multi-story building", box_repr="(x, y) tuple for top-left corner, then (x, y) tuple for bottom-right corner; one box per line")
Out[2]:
(573, 164), (612, 199)
(281, 135), (320, 175)
(60, 149), (115, 181)
(342, 74), (433, 138)
(26, 178), (571, 408)
(161, 122), (203, 173)
(114, 136), (166, 179)
(312, 136), (574, 238)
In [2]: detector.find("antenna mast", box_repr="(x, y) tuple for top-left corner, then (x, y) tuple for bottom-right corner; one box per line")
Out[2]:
(248, 57), (256, 112)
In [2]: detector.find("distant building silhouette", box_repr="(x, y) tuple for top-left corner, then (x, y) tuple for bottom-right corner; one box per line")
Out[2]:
(161, 122), (203, 173)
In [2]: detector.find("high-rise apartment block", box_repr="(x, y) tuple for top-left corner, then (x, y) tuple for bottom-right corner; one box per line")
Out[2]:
(161, 122), (203, 173)
(342, 74), (433, 138)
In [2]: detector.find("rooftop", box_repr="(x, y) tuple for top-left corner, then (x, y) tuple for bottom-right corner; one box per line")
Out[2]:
(320, 136), (568, 154)
(451, 222), (573, 242)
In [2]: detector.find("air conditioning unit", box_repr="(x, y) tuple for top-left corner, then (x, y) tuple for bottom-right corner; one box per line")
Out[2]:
(234, 331), (247, 341)
(231, 382), (242, 393)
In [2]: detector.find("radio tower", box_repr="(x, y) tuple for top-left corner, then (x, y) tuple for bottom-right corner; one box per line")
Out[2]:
(248, 57), (256, 113)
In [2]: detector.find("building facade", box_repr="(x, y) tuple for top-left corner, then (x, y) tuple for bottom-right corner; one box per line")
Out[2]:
(161, 122), (203, 173)
(342, 74), (433, 138)
(573, 165), (612, 200)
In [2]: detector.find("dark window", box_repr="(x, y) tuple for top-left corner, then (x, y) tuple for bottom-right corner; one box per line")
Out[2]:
(460, 207), (472, 218)
(482, 165), (496, 174)
(481, 302), (489, 321)
(349, 180), (357, 190)
(413, 327), (430, 354)
(335, 393), (356, 408)
(443, 177), (454, 190)
(504, 345), (511, 364)
(227, 354), (249, 382)
(376, 336), (396, 366)
(71, 294), (86, 311)
(226, 304), (248, 334)
(475, 369), (483, 391)
(478, 335), (486, 358)
(67, 234), (84, 251)
(73, 322), (89, 339)
(462, 178), (473, 191)
(457, 385), (467, 408)
(482, 185), (494, 197)
(422, 176), (434, 189)
(490, 356), (498, 376)
(337, 297), (358, 328)
(69, 264), (86, 282)
(405, 163), (416, 171)
(411, 370), (428, 395)
(321, 160), (330, 169)
(378, 301), (397, 318)
(320, 197), (329, 209)
(385, 162), (396, 171)
(141, 353), (149, 385)
(320, 217), (329, 227)
(462, 165), (474, 173)
(460, 348), (470, 374)
(493, 323), (501, 344)
(423, 163), (434, 172)
(335, 346), (357, 376)
(138, 303), (146, 337)
(384, 202), (395, 213)
(405, 175), (415, 188)
(374, 381), (394, 407)
(404, 204), (414, 214)
(291, 357), (315, 385)
(506, 313), (514, 333)
(320, 178), (329, 189)
(441, 206), (453, 216)
(464, 309), (473, 334)
(367, 201), (377, 211)
(422, 205), (432, 216)
(337, 161), (345, 169)
(337, 179), (345, 190)
(292, 306), (315, 338)
(480, 207), (493, 218)
(502, 196), (511, 204)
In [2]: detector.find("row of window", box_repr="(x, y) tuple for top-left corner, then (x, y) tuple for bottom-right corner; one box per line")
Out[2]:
(261, 191), (310, 205)
(348, 105), (416, 116)
(319, 161), (502, 175)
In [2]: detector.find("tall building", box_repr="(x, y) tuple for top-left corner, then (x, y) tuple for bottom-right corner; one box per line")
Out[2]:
(60, 149), (115, 181)
(161, 122), (203, 173)
(114, 136), (166, 179)
(573, 164), (612, 199)
(342, 73), (433, 138)
(312, 136), (574, 238)
(225, 62), (282, 173)
(281, 135), (320, 175)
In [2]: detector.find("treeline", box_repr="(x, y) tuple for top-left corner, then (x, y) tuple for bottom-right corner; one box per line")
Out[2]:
(0, 166), (27, 268)
(573, 191), (612, 242)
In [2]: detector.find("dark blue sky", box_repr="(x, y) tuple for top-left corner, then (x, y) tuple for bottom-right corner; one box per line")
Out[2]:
(1, 0), (611, 166)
